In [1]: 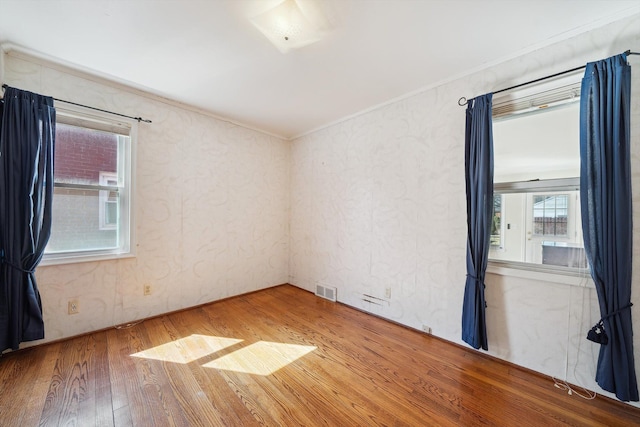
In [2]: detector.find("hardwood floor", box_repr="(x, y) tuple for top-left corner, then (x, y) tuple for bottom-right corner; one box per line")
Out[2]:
(1, 284), (639, 426)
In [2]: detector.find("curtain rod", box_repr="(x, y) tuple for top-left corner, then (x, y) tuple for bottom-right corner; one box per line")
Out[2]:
(458, 50), (639, 106)
(1, 84), (152, 123)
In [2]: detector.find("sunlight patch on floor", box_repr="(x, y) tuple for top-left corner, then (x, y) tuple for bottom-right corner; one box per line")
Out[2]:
(203, 341), (317, 375)
(131, 334), (243, 364)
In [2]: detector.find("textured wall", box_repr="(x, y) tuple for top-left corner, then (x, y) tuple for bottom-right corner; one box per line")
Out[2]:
(3, 51), (290, 343)
(289, 14), (640, 405)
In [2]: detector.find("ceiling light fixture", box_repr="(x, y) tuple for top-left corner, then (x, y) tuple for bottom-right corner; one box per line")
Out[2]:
(250, 0), (322, 53)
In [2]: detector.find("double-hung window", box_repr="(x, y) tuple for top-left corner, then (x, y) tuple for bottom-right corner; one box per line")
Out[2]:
(488, 76), (587, 272)
(43, 106), (135, 264)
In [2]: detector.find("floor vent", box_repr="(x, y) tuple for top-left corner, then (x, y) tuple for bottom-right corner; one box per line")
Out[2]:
(315, 284), (337, 302)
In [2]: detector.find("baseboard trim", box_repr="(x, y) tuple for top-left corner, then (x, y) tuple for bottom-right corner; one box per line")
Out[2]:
(2, 283), (291, 357)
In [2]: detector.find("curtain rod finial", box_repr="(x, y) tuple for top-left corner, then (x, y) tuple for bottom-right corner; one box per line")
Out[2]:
(458, 97), (468, 106)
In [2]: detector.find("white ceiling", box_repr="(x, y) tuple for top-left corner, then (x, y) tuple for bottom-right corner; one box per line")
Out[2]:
(0, 0), (638, 139)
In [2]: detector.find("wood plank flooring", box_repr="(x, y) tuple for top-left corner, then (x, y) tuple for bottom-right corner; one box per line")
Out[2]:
(1, 284), (639, 426)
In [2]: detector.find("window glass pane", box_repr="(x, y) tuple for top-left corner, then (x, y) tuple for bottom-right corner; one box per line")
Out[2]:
(533, 194), (568, 237)
(101, 190), (119, 230)
(105, 200), (118, 225)
(493, 103), (580, 183)
(490, 195), (502, 246)
(54, 123), (120, 186)
(47, 187), (118, 252)
(546, 197), (556, 209)
(490, 190), (583, 266)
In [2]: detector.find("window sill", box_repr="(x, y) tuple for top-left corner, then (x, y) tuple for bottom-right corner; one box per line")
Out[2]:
(39, 251), (135, 267)
(487, 261), (594, 287)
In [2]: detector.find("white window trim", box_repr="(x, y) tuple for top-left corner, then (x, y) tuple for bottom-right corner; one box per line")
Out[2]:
(41, 104), (137, 266)
(487, 262), (594, 288)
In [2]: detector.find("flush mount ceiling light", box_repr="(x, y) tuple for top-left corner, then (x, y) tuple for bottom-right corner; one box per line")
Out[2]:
(251, 0), (322, 53)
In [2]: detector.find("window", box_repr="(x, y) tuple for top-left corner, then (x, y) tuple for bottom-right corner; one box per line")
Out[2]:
(532, 194), (568, 236)
(43, 106), (135, 264)
(488, 77), (587, 272)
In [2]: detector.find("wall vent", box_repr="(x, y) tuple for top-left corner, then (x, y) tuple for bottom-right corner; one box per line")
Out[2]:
(315, 283), (337, 302)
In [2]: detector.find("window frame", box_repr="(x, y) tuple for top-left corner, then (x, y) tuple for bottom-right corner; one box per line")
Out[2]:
(41, 104), (137, 266)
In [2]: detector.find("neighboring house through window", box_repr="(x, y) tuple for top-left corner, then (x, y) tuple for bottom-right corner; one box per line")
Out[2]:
(99, 172), (119, 231)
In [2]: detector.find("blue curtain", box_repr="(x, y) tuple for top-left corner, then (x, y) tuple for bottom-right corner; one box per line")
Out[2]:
(0, 87), (55, 352)
(580, 53), (637, 401)
(462, 93), (493, 351)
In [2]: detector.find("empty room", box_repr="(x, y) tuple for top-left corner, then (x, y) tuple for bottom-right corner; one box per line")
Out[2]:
(1, 1), (639, 425)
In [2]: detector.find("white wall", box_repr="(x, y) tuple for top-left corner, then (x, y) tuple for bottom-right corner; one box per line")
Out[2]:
(289, 13), (640, 405)
(2, 50), (291, 342)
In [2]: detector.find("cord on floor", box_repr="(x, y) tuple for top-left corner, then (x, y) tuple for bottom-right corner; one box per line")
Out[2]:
(552, 377), (597, 400)
(114, 320), (144, 330)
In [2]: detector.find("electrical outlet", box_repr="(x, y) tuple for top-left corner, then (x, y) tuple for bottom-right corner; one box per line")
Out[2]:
(144, 284), (152, 296)
(68, 299), (79, 315)
(422, 325), (432, 334)
(385, 287), (391, 299)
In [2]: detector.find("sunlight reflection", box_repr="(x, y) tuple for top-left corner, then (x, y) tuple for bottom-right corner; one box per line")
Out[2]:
(203, 341), (316, 375)
(131, 334), (243, 364)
